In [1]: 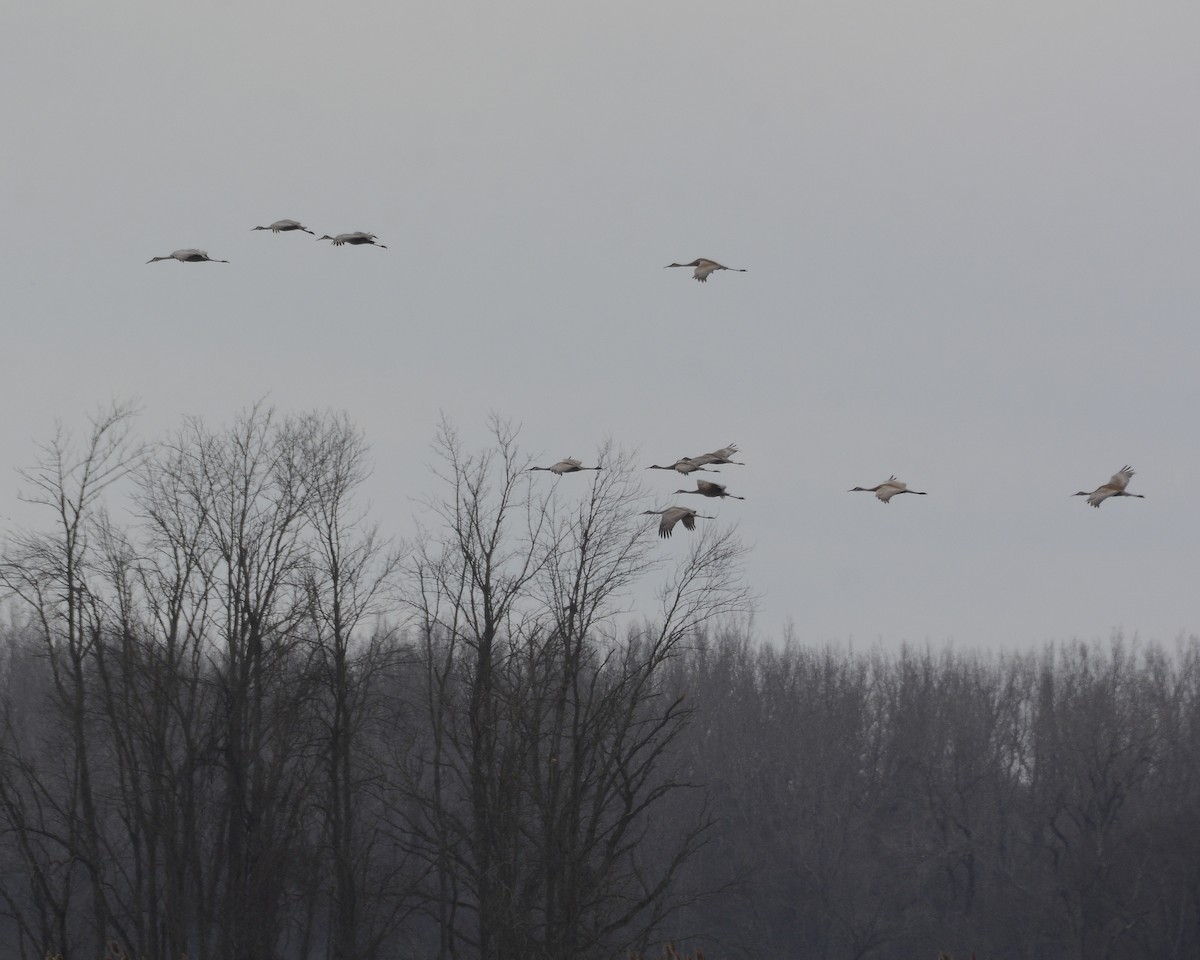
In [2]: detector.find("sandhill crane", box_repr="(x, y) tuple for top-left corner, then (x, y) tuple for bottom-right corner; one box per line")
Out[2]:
(642, 506), (714, 539)
(1073, 465), (1144, 508)
(688, 443), (745, 466)
(674, 479), (745, 500)
(848, 476), (927, 503)
(318, 232), (388, 248)
(664, 259), (747, 282)
(647, 459), (720, 475)
(146, 249), (229, 264)
(529, 457), (601, 476)
(252, 219), (315, 235)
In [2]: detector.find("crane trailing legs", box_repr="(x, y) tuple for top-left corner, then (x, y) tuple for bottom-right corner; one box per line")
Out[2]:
(674, 479), (744, 500)
(848, 476), (927, 503)
(318, 232), (388, 248)
(664, 259), (747, 282)
(647, 459), (720, 475)
(687, 444), (745, 466)
(1073, 466), (1144, 508)
(252, 219), (316, 235)
(642, 506), (714, 539)
(529, 457), (601, 476)
(146, 249), (229, 264)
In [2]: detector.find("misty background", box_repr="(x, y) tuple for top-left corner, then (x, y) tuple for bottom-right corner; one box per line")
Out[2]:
(2, 5), (1199, 957)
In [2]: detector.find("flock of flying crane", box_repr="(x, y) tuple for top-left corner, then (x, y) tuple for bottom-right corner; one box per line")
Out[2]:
(147, 223), (1144, 537)
(530, 444), (749, 539)
(145, 219), (387, 263)
(530, 450), (1144, 539)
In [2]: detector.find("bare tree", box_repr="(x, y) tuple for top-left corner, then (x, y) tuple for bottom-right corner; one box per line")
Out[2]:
(1025, 640), (1163, 960)
(401, 419), (750, 960)
(0, 401), (142, 959)
(295, 411), (410, 960)
(402, 417), (553, 960)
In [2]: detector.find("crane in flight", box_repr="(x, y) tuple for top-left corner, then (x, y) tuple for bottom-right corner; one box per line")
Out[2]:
(674, 479), (745, 500)
(251, 219), (316, 235)
(318, 232), (388, 248)
(848, 476), (927, 503)
(647, 459), (720, 475)
(642, 506), (714, 539)
(664, 259), (746, 282)
(146, 249), (228, 264)
(1073, 466), (1144, 508)
(688, 444), (744, 466)
(529, 457), (601, 476)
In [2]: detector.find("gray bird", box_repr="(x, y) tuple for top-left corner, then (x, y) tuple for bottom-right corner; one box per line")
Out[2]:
(664, 258), (746, 282)
(1073, 466), (1144, 508)
(849, 476), (927, 503)
(252, 219), (315, 235)
(146, 249), (229, 264)
(647, 458), (720, 476)
(318, 232), (387, 248)
(642, 506), (715, 539)
(688, 444), (745, 466)
(674, 479), (745, 501)
(530, 457), (600, 476)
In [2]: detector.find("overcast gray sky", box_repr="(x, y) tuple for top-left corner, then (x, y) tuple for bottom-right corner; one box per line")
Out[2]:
(3, 1), (1197, 649)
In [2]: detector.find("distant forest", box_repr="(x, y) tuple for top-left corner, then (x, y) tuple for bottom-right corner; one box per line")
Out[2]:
(1, 405), (1197, 960)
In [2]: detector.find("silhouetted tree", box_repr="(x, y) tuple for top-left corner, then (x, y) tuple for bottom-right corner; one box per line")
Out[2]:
(402, 419), (749, 960)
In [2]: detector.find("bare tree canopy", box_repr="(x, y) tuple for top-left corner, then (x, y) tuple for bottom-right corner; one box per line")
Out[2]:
(0, 410), (752, 960)
(2, 409), (1199, 960)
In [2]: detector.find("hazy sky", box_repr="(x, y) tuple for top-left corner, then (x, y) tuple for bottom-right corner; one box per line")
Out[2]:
(3, 1), (1198, 649)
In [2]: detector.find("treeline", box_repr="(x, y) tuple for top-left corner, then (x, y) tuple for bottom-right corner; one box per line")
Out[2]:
(0, 405), (1197, 960)
(667, 632), (1200, 959)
